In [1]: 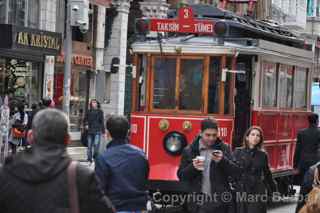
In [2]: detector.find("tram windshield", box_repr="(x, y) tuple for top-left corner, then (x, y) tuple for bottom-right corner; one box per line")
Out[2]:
(134, 55), (233, 115)
(153, 58), (176, 109)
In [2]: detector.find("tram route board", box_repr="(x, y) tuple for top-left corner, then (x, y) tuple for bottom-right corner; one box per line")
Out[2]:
(150, 7), (215, 35)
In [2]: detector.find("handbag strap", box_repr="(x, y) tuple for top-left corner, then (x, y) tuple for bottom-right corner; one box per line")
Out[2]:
(67, 161), (80, 213)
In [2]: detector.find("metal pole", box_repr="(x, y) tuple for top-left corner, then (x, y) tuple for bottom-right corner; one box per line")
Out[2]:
(63, 0), (72, 117)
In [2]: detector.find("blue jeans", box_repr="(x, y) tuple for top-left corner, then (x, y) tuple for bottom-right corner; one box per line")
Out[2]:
(87, 133), (101, 162)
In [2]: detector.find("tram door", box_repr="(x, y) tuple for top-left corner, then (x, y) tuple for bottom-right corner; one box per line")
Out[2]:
(233, 56), (253, 147)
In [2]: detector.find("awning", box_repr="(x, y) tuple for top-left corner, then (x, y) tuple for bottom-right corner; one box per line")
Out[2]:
(90, 0), (112, 7)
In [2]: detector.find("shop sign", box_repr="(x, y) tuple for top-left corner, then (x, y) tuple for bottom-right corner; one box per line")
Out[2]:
(0, 24), (62, 55)
(16, 32), (60, 51)
(150, 7), (215, 34)
(56, 53), (93, 67)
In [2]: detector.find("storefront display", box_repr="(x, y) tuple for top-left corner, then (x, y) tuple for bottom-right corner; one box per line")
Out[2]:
(0, 24), (62, 108)
(0, 58), (42, 106)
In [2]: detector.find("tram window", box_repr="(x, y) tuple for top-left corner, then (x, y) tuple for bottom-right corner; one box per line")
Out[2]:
(179, 59), (203, 111)
(208, 57), (221, 114)
(137, 55), (147, 111)
(153, 58), (176, 109)
(278, 65), (293, 108)
(262, 62), (277, 107)
(294, 67), (308, 108)
(224, 57), (233, 114)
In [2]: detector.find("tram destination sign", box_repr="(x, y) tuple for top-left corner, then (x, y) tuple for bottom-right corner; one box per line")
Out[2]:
(150, 7), (215, 34)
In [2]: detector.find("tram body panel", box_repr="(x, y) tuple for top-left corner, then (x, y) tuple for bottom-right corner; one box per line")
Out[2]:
(131, 113), (234, 181)
(251, 110), (310, 174)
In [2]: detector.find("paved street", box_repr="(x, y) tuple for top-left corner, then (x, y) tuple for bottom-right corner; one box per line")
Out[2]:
(268, 202), (296, 213)
(268, 195), (298, 213)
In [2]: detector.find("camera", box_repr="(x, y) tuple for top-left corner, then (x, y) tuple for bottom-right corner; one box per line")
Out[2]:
(72, 5), (79, 11)
(78, 22), (89, 33)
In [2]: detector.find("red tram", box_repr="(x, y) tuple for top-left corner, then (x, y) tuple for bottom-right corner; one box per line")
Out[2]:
(129, 5), (314, 195)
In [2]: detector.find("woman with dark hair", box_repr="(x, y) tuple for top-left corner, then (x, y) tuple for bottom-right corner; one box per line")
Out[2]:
(232, 126), (276, 213)
(84, 99), (105, 163)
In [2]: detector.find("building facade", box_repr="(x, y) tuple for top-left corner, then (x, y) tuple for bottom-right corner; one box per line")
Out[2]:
(305, 0), (320, 80)
(53, 0), (111, 140)
(0, 0), (61, 108)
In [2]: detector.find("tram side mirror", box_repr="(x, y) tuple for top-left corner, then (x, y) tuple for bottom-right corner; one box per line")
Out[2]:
(110, 57), (120, 74)
(221, 68), (246, 82)
(214, 21), (228, 37)
(221, 68), (228, 82)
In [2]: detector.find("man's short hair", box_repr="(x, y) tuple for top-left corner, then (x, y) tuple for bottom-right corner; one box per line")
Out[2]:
(201, 118), (218, 132)
(308, 113), (319, 125)
(32, 109), (69, 145)
(106, 115), (129, 140)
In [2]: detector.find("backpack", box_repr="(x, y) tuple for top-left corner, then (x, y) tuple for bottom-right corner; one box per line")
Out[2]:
(299, 167), (320, 213)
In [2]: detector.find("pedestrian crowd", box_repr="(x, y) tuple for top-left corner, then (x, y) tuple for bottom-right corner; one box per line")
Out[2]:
(0, 98), (319, 213)
(0, 96), (55, 156)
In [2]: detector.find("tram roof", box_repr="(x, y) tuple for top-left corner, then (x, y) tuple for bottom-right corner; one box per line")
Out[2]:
(169, 5), (305, 47)
(131, 37), (314, 66)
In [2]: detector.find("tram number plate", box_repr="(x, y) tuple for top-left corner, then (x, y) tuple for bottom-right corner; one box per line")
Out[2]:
(218, 127), (228, 137)
(131, 124), (138, 134)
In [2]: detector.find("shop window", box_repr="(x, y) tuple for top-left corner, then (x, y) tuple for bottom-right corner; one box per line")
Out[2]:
(179, 59), (203, 111)
(278, 64), (293, 108)
(0, 59), (42, 106)
(153, 58), (176, 109)
(29, 62), (42, 106)
(208, 57), (221, 114)
(262, 62), (277, 107)
(294, 67), (308, 108)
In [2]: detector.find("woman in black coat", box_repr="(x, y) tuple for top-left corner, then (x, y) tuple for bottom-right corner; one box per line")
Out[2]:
(233, 126), (276, 213)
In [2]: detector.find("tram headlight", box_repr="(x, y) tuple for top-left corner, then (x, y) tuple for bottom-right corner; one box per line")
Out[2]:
(214, 21), (228, 37)
(163, 132), (187, 156)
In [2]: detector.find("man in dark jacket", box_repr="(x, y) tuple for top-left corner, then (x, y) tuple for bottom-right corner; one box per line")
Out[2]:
(84, 99), (105, 163)
(0, 109), (114, 213)
(95, 115), (149, 213)
(177, 118), (238, 213)
(294, 113), (320, 183)
(295, 162), (320, 213)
